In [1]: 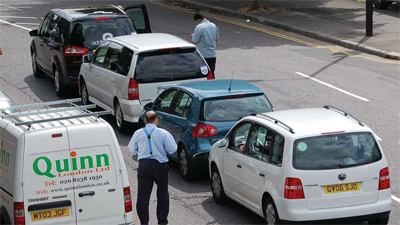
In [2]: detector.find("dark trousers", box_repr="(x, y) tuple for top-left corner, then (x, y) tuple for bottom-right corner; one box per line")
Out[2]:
(137, 159), (169, 225)
(205, 57), (216, 75)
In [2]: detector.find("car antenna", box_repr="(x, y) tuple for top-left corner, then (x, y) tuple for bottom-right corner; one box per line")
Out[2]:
(228, 71), (234, 92)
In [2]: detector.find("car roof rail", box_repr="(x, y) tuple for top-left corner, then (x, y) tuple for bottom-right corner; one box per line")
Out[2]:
(323, 105), (364, 127)
(250, 113), (295, 134)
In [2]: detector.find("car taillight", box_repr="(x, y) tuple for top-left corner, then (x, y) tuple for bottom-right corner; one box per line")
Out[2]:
(64, 45), (89, 57)
(284, 178), (305, 199)
(123, 187), (133, 213)
(191, 123), (218, 138)
(14, 202), (25, 225)
(95, 17), (110, 21)
(207, 70), (214, 80)
(379, 167), (390, 190)
(128, 78), (139, 100)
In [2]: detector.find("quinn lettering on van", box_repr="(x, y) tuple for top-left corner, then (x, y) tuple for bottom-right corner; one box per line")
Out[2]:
(0, 140), (10, 168)
(33, 151), (110, 178)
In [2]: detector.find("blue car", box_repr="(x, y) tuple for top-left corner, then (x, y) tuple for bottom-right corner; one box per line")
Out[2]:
(140, 79), (274, 180)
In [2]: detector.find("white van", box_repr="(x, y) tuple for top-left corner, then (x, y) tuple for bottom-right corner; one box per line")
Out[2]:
(0, 99), (133, 225)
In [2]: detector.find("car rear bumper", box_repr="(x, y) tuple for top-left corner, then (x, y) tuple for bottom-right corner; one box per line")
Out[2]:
(119, 98), (142, 123)
(277, 189), (392, 221)
(191, 152), (209, 171)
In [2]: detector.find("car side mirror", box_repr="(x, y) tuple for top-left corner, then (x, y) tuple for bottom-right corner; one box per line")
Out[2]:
(144, 102), (154, 111)
(82, 54), (92, 63)
(29, 29), (39, 37)
(218, 139), (227, 148)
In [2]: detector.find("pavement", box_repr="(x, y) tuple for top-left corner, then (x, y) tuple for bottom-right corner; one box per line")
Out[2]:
(166, 0), (400, 60)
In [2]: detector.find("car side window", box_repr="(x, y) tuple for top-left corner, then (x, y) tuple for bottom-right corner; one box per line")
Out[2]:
(271, 134), (284, 166)
(104, 42), (123, 73)
(57, 17), (69, 45)
(247, 124), (269, 163)
(171, 92), (193, 118)
(93, 44), (109, 67)
(154, 89), (177, 114)
(229, 122), (252, 153)
(117, 47), (134, 76)
(39, 14), (52, 37)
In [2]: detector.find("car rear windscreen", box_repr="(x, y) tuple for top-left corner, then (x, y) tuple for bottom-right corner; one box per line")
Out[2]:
(134, 48), (208, 83)
(293, 132), (382, 170)
(70, 17), (134, 49)
(201, 94), (273, 122)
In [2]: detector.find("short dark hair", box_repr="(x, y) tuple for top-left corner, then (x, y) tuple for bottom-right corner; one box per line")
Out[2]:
(145, 111), (157, 124)
(194, 12), (204, 21)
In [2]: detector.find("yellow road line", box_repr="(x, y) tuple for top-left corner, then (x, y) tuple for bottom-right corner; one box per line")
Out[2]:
(149, 0), (398, 64)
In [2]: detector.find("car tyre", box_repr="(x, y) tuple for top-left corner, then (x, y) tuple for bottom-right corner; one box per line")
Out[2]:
(178, 145), (194, 181)
(115, 101), (129, 133)
(211, 166), (227, 204)
(31, 51), (44, 78)
(54, 66), (67, 97)
(264, 197), (281, 225)
(80, 79), (90, 105)
(373, 0), (390, 9)
(368, 216), (389, 225)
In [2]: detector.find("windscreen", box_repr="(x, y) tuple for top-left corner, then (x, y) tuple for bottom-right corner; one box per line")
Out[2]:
(69, 17), (135, 49)
(293, 132), (382, 170)
(134, 48), (208, 83)
(202, 95), (273, 122)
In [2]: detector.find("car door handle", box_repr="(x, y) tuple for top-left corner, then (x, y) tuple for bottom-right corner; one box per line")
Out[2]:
(110, 79), (114, 83)
(95, 73), (99, 77)
(259, 173), (265, 177)
(40, 43), (44, 47)
(237, 164), (242, 168)
(78, 191), (95, 197)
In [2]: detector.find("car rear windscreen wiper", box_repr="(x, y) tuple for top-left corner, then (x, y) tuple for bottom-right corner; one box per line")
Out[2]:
(338, 163), (360, 168)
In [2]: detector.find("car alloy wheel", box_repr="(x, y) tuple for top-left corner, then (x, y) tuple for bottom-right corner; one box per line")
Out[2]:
(54, 70), (60, 93)
(211, 171), (222, 198)
(32, 53), (37, 74)
(265, 203), (276, 225)
(116, 104), (123, 129)
(81, 82), (89, 105)
(179, 149), (188, 176)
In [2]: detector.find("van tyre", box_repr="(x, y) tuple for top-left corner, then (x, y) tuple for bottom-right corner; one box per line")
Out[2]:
(368, 216), (389, 225)
(115, 101), (129, 133)
(211, 167), (227, 204)
(54, 66), (67, 97)
(264, 197), (281, 225)
(373, 0), (390, 9)
(80, 79), (90, 105)
(31, 51), (44, 78)
(178, 145), (194, 181)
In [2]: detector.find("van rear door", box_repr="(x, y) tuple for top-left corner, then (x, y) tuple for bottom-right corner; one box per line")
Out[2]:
(67, 123), (126, 224)
(125, 4), (152, 33)
(24, 127), (76, 225)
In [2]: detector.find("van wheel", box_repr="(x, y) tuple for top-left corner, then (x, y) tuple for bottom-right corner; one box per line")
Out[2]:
(178, 145), (194, 181)
(264, 197), (281, 225)
(368, 216), (389, 225)
(115, 101), (129, 133)
(54, 66), (66, 97)
(80, 80), (90, 105)
(211, 166), (227, 204)
(31, 51), (44, 78)
(373, 0), (390, 9)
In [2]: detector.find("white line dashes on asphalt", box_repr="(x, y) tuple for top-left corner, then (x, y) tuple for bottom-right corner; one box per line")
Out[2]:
(295, 72), (370, 102)
(0, 19), (32, 31)
(0, 16), (38, 19)
(392, 195), (400, 204)
(0, 3), (22, 11)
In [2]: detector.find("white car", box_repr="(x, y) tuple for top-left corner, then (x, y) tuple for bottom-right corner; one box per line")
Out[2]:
(79, 33), (213, 132)
(209, 106), (391, 224)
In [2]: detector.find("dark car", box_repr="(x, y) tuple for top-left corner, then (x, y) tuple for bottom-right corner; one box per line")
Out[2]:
(373, 0), (399, 9)
(29, 5), (151, 97)
(141, 80), (274, 180)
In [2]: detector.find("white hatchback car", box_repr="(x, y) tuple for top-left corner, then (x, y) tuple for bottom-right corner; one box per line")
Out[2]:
(79, 33), (213, 132)
(209, 106), (391, 224)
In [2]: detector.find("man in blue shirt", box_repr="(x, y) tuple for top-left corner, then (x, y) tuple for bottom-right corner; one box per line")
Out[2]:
(191, 12), (219, 75)
(128, 110), (177, 225)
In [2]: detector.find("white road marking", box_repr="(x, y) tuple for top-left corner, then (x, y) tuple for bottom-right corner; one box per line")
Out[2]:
(0, 3), (22, 11)
(15, 23), (40, 26)
(392, 195), (400, 204)
(295, 72), (370, 102)
(0, 19), (32, 31)
(0, 16), (37, 19)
